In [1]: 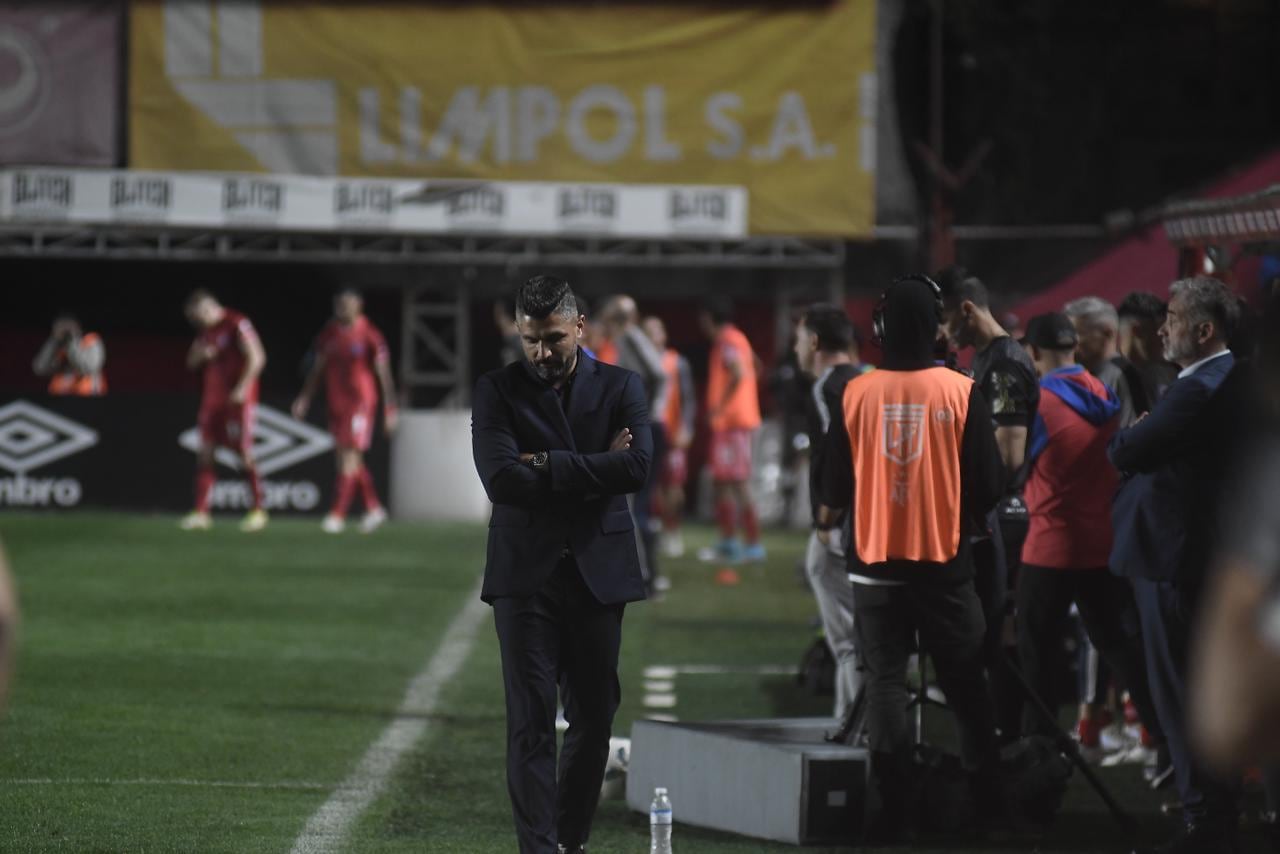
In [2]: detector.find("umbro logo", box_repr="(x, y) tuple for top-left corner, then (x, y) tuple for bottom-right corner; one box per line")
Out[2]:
(0, 400), (99, 475)
(178, 405), (333, 475)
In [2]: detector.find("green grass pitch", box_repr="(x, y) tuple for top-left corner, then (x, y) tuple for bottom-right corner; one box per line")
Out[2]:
(0, 514), (1268, 852)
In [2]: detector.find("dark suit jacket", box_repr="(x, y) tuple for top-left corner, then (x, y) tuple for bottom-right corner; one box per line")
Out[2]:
(472, 349), (652, 605)
(1108, 351), (1236, 587)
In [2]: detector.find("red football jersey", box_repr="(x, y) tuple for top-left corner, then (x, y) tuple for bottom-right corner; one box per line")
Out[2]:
(196, 309), (260, 407)
(317, 316), (389, 412)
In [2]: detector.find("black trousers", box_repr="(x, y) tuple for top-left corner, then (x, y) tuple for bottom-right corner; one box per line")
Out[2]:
(971, 529), (1007, 667)
(1133, 577), (1238, 827)
(993, 513), (1030, 739)
(854, 577), (997, 823)
(493, 558), (625, 854)
(1016, 564), (1160, 743)
(972, 521), (1021, 741)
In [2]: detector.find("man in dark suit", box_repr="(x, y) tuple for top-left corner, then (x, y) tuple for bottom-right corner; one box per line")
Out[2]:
(472, 275), (652, 854)
(1108, 276), (1241, 854)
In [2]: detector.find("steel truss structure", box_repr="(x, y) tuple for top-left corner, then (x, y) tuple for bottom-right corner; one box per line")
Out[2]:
(0, 224), (845, 268)
(0, 223), (845, 407)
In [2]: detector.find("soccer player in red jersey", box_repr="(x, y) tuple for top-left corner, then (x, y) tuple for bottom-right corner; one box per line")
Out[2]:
(292, 288), (398, 534)
(180, 290), (269, 532)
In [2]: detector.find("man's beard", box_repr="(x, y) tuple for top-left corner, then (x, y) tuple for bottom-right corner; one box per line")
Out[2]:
(534, 360), (566, 382)
(534, 350), (576, 383)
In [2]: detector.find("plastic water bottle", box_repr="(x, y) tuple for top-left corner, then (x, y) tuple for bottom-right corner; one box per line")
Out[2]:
(649, 787), (673, 853)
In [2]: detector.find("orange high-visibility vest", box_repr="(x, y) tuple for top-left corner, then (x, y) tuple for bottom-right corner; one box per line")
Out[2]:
(48, 333), (107, 397)
(841, 367), (973, 566)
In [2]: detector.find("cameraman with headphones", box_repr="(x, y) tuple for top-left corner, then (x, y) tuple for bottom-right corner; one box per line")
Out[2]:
(819, 276), (1005, 842)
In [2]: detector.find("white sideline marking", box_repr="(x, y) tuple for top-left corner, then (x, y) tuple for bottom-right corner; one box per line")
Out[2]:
(1, 777), (328, 791)
(289, 578), (489, 854)
(642, 694), (677, 709)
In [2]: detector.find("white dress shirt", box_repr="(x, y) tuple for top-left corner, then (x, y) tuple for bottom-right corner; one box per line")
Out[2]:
(1176, 347), (1232, 380)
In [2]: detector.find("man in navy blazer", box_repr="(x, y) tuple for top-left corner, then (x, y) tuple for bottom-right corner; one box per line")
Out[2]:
(1109, 276), (1241, 854)
(472, 275), (651, 854)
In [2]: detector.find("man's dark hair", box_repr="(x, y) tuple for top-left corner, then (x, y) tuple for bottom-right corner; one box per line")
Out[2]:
(802, 303), (854, 353)
(1117, 291), (1167, 323)
(53, 313), (79, 326)
(185, 288), (216, 309)
(701, 295), (733, 326)
(335, 286), (363, 300)
(515, 274), (578, 320)
(934, 265), (989, 309)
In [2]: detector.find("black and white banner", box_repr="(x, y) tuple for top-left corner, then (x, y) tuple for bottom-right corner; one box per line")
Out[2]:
(0, 168), (748, 239)
(0, 396), (388, 514)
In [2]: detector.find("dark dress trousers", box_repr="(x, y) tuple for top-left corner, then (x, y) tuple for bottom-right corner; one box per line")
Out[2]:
(1108, 351), (1238, 830)
(472, 350), (651, 854)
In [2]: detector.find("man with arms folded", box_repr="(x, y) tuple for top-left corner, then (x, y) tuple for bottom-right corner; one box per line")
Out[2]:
(472, 275), (651, 854)
(1109, 276), (1242, 854)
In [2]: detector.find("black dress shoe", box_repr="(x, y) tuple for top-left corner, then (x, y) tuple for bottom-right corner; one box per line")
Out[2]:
(1132, 820), (1239, 854)
(556, 845), (586, 853)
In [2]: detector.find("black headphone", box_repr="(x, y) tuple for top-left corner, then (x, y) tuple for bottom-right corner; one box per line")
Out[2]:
(871, 273), (945, 347)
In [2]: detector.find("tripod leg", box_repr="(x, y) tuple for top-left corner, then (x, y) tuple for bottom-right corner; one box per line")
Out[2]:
(916, 651), (926, 744)
(999, 653), (1137, 836)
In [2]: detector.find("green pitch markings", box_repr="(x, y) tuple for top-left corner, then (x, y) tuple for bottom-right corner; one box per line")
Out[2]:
(0, 513), (484, 854)
(0, 517), (1260, 852)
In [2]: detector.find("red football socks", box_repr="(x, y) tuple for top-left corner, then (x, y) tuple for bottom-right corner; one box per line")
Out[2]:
(357, 466), (382, 512)
(715, 497), (736, 540)
(332, 473), (357, 518)
(194, 466), (215, 513)
(246, 466), (265, 511)
(741, 504), (760, 545)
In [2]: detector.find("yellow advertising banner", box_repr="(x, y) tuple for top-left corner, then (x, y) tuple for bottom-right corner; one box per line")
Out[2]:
(130, 1), (876, 236)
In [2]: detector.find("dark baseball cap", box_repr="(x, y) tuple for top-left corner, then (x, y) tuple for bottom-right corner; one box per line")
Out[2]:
(1021, 312), (1078, 350)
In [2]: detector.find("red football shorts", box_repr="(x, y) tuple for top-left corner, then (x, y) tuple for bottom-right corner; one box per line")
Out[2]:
(330, 402), (376, 451)
(663, 447), (689, 488)
(198, 401), (256, 454)
(709, 429), (754, 483)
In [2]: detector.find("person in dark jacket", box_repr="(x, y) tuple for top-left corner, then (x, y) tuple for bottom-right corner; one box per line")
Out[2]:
(472, 275), (652, 854)
(1108, 276), (1242, 854)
